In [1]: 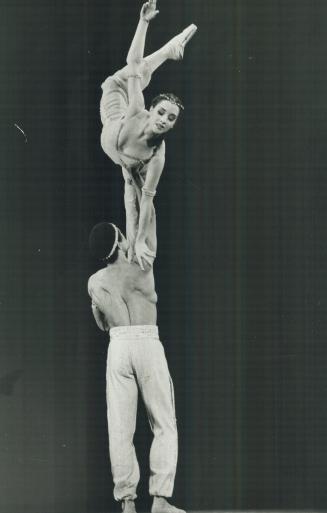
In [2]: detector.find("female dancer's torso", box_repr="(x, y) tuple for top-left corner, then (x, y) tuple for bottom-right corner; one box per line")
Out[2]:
(116, 112), (158, 168)
(101, 109), (159, 171)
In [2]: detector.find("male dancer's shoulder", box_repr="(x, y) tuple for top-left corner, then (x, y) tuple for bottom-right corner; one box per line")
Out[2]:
(88, 269), (108, 297)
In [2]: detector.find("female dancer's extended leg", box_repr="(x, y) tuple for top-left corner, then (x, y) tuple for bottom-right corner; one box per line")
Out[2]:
(116, 22), (198, 89)
(144, 23), (197, 73)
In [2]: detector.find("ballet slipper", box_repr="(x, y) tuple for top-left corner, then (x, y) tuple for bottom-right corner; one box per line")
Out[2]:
(163, 24), (197, 61)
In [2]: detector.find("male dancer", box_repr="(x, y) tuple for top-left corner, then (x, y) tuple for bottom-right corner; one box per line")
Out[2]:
(88, 222), (183, 513)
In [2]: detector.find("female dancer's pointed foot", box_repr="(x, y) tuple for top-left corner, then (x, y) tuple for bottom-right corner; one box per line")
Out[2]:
(151, 497), (186, 513)
(164, 24), (197, 61)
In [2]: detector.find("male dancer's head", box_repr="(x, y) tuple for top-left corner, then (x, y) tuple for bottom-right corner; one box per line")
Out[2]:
(89, 222), (129, 264)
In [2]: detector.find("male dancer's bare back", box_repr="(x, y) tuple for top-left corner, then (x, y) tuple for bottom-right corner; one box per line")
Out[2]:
(88, 256), (157, 330)
(88, 223), (184, 513)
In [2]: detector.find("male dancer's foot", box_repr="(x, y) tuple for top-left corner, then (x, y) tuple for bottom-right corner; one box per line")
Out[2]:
(122, 499), (137, 513)
(152, 496), (186, 513)
(164, 24), (197, 61)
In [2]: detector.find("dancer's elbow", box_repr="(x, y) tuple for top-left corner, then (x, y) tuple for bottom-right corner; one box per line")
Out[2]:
(129, 97), (145, 114)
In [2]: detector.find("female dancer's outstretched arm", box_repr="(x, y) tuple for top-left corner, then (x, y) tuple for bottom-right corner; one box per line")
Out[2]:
(126, 1), (159, 65)
(124, 1), (162, 269)
(134, 142), (165, 270)
(125, 1), (159, 120)
(122, 169), (139, 262)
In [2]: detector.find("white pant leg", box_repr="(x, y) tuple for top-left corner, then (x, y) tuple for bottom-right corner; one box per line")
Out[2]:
(106, 339), (140, 501)
(133, 338), (178, 497)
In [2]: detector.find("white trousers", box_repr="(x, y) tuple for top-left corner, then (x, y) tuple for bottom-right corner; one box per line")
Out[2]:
(106, 325), (178, 501)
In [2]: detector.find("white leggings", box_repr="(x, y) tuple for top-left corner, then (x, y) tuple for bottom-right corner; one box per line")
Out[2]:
(107, 325), (178, 501)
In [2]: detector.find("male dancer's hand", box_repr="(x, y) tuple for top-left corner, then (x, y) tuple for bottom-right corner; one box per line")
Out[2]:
(140, 0), (159, 22)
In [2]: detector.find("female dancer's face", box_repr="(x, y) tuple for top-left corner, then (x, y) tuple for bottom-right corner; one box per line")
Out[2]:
(149, 100), (180, 135)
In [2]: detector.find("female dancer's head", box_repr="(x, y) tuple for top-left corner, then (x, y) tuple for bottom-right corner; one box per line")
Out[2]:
(148, 93), (184, 138)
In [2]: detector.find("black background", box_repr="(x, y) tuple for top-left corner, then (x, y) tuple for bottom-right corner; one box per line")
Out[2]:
(1, 0), (327, 512)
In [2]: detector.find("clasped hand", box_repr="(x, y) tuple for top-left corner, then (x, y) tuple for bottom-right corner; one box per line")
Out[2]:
(134, 240), (156, 271)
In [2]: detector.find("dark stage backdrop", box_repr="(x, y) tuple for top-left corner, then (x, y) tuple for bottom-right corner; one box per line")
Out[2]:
(1, 0), (327, 512)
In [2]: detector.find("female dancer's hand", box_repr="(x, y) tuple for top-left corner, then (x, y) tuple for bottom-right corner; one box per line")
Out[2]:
(135, 240), (156, 270)
(140, 1), (159, 22)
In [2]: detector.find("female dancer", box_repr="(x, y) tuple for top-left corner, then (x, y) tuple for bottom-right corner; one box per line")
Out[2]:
(100, 0), (197, 269)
